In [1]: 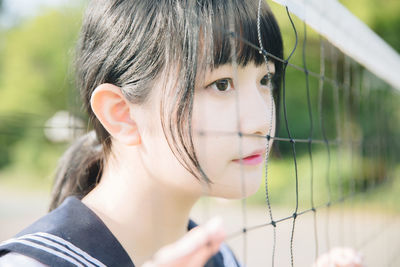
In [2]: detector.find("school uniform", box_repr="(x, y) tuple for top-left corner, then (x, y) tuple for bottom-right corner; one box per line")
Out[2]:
(0, 196), (241, 267)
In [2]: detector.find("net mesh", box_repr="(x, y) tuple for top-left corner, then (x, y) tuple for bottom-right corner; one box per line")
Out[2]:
(193, 1), (400, 266)
(1, 0), (399, 266)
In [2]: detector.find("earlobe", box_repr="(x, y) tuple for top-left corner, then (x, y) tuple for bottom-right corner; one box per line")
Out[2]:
(90, 83), (141, 146)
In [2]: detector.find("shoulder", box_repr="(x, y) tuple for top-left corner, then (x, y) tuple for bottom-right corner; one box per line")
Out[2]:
(0, 196), (133, 267)
(0, 252), (47, 267)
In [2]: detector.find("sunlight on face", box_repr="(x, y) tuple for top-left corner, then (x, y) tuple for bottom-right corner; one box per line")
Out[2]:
(136, 62), (276, 199)
(192, 62), (276, 198)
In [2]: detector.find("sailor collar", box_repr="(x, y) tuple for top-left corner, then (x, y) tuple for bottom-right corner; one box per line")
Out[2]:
(0, 196), (238, 267)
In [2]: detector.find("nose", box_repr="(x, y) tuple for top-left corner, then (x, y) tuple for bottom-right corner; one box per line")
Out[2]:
(238, 86), (274, 138)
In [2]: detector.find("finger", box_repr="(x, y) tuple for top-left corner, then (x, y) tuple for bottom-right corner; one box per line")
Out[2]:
(144, 217), (225, 267)
(180, 221), (226, 265)
(155, 217), (225, 263)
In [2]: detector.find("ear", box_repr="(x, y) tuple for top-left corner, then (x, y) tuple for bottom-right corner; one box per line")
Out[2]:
(90, 83), (141, 146)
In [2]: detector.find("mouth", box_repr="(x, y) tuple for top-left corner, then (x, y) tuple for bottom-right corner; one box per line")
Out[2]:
(232, 149), (266, 166)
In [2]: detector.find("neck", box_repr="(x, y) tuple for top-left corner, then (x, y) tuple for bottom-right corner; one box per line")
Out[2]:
(82, 154), (200, 265)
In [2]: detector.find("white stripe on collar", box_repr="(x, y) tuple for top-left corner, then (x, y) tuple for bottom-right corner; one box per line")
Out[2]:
(1, 232), (106, 267)
(34, 232), (106, 267)
(1, 239), (84, 267)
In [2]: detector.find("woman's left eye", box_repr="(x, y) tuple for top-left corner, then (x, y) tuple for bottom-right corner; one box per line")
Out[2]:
(209, 78), (233, 92)
(260, 75), (270, 86)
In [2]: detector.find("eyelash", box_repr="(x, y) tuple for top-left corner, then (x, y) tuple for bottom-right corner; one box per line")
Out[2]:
(207, 74), (272, 92)
(260, 74), (272, 87)
(209, 78), (233, 92)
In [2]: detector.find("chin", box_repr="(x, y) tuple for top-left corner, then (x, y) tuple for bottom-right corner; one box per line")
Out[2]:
(210, 175), (263, 199)
(235, 183), (262, 199)
(218, 189), (260, 200)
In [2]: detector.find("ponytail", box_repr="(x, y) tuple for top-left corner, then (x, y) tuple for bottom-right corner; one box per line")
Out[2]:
(49, 131), (103, 211)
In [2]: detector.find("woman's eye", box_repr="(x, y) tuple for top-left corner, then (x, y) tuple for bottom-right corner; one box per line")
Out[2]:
(260, 75), (270, 86)
(210, 79), (233, 92)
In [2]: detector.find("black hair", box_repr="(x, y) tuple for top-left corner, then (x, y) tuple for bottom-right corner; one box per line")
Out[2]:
(50, 0), (283, 210)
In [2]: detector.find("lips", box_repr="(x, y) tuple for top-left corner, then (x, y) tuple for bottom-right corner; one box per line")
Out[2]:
(233, 149), (266, 166)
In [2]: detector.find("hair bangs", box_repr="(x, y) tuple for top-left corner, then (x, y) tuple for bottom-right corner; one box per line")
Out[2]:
(203, 1), (283, 70)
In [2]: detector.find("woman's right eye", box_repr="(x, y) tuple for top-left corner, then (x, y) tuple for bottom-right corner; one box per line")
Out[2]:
(209, 78), (233, 92)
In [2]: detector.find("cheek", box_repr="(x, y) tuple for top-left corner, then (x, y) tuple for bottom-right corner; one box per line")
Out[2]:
(138, 106), (204, 195)
(191, 95), (238, 178)
(192, 103), (237, 133)
(190, 94), (275, 198)
(143, 131), (206, 195)
(192, 134), (231, 181)
(210, 165), (264, 198)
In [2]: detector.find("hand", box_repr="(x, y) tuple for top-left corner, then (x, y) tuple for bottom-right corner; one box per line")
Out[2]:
(313, 247), (363, 267)
(142, 217), (225, 267)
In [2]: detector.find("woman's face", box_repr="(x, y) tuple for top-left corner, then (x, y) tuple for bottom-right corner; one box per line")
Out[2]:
(192, 62), (276, 198)
(136, 61), (276, 199)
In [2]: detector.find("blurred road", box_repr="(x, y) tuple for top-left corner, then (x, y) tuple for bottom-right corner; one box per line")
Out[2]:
(0, 186), (50, 241)
(1, 187), (399, 266)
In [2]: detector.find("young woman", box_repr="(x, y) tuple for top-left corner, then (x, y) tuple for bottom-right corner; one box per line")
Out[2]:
(0, 0), (363, 266)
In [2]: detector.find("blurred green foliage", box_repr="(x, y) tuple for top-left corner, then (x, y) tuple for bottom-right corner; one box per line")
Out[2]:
(263, 0), (400, 208)
(0, 0), (399, 208)
(0, 9), (81, 114)
(0, 6), (83, 180)
(340, 0), (400, 53)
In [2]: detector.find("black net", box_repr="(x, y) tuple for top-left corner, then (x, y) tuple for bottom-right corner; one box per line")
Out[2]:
(0, 1), (399, 266)
(193, 1), (400, 266)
